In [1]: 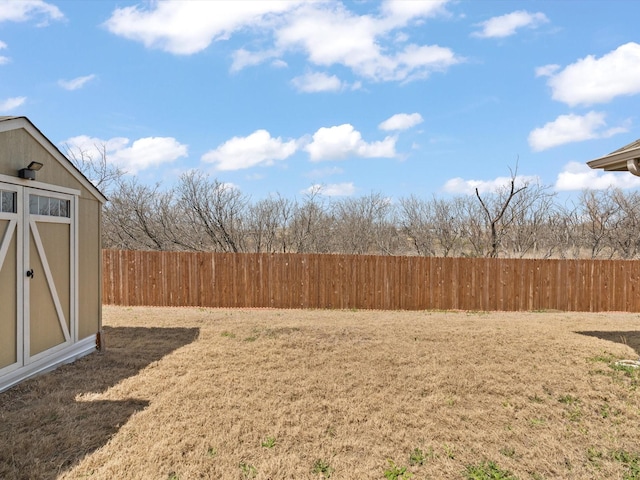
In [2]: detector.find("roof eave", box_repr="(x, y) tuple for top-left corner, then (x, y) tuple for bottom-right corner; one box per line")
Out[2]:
(587, 147), (640, 171)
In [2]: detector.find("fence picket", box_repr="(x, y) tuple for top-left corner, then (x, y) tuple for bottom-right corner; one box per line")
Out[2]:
(101, 250), (640, 312)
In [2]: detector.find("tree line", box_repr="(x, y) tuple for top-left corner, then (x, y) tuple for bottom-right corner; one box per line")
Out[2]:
(67, 146), (640, 259)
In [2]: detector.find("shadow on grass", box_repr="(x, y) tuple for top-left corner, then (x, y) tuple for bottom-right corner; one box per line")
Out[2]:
(578, 330), (640, 358)
(0, 325), (200, 480)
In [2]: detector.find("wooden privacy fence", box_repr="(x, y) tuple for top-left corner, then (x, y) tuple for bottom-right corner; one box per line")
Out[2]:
(102, 249), (640, 312)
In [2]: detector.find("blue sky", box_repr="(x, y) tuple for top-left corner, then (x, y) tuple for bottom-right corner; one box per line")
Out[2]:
(2, 0), (640, 201)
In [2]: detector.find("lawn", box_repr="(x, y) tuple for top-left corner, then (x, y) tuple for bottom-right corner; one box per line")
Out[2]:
(3, 307), (640, 479)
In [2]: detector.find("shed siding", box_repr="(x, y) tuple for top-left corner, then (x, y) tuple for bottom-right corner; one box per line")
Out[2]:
(0, 128), (96, 197)
(78, 196), (101, 339)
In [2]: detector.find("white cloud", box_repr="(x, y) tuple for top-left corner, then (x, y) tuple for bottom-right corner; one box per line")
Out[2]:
(58, 74), (96, 91)
(0, 0), (63, 24)
(472, 10), (548, 38)
(528, 111), (627, 151)
(305, 124), (396, 161)
(62, 135), (128, 156)
(62, 135), (187, 174)
(303, 182), (356, 196)
(271, 59), (288, 68)
(276, 4), (461, 82)
(202, 129), (298, 171)
(535, 64), (559, 77)
(304, 166), (344, 179)
(105, 1), (460, 84)
(379, 0), (449, 25)
(394, 44), (460, 82)
(555, 161), (640, 191)
(291, 72), (344, 93)
(0, 41), (8, 65)
(0, 96), (26, 112)
(112, 137), (188, 173)
(104, 1), (302, 56)
(442, 175), (540, 195)
(231, 48), (279, 72)
(219, 181), (239, 192)
(546, 42), (640, 106)
(379, 112), (423, 131)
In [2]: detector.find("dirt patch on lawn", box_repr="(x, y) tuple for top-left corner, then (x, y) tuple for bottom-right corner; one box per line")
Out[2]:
(3, 307), (640, 479)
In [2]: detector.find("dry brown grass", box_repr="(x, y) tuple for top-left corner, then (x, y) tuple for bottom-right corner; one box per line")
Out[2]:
(3, 307), (640, 479)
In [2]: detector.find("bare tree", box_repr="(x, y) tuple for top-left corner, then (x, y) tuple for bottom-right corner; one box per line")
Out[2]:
(102, 179), (169, 250)
(177, 171), (248, 253)
(155, 189), (211, 251)
(245, 195), (294, 253)
(536, 205), (580, 259)
(332, 192), (396, 255)
(474, 167), (527, 258)
(63, 142), (123, 193)
(502, 181), (557, 258)
(578, 189), (616, 259)
(398, 195), (437, 256)
(374, 212), (402, 255)
(95, 160), (640, 260)
(460, 196), (488, 257)
(432, 197), (466, 257)
(289, 187), (334, 253)
(274, 195), (295, 253)
(608, 189), (640, 259)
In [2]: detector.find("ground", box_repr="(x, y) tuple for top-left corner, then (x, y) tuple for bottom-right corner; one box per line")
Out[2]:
(2, 307), (640, 479)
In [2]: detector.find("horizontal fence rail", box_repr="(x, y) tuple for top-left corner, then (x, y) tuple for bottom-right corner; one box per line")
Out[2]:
(102, 249), (640, 312)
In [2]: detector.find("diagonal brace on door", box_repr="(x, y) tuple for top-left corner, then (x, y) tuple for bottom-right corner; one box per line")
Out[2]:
(0, 219), (16, 272)
(28, 219), (70, 343)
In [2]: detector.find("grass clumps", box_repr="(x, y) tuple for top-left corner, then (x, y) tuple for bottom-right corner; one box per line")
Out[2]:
(384, 459), (413, 480)
(465, 460), (518, 480)
(239, 462), (257, 478)
(206, 446), (217, 457)
(611, 450), (640, 480)
(408, 448), (423, 466)
(260, 436), (276, 448)
(558, 394), (579, 405)
(499, 447), (516, 458)
(311, 458), (334, 478)
(588, 354), (640, 390)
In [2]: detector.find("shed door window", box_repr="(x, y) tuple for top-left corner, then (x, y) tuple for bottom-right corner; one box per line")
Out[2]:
(29, 195), (70, 218)
(0, 190), (16, 213)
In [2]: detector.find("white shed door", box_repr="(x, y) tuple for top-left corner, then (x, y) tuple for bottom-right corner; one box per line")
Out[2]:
(25, 188), (75, 362)
(0, 182), (76, 371)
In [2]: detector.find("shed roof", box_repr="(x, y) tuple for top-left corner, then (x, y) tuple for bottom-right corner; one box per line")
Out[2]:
(0, 116), (107, 203)
(587, 138), (640, 173)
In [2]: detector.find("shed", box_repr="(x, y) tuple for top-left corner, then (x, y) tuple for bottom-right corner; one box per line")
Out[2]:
(0, 116), (107, 392)
(587, 139), (640, 176)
